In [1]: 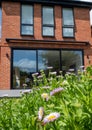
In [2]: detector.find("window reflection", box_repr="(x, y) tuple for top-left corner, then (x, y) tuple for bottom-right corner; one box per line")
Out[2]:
(13, 50), (36, 89)
(21, 5), (33, 35)
(42, 6), (54, 36)
(22, 26), (33, 35)
(62, 8), (74, 37)
(63, 8), (74, 26)
(43, 7), (54, 25)
(22, 5), (33, 24)
(61, 50), (83, 74)
(38, 50), (60, 72)
(63, 28), (74, 37)
(43, 27), (54, 36)
(13, 49), (83, 89)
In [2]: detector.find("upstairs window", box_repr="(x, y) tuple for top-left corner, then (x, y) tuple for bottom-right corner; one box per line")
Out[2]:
(21, 5), (33, 35)
(42, 6), (54, 36)
(62, 8), (74, 37)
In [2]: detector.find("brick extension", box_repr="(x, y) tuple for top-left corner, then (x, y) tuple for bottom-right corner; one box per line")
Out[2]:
(0, 1), (92, 89)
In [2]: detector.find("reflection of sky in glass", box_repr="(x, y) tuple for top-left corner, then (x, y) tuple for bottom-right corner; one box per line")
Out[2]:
(90, 10), (92, 25)
(38, 50), (60, 70)
(78, 0), (92, 2)
(13, 50), (83, 73)
(63, 8), (74, 25)
(13, 50), (36, 72)
(63, 28), (73, 37)
(38, 50), (47, 70)
(0, 8), (2, 38)
(22, 5), (33, 24)
(43, 27), (54, 36)
(43, 7), (54, 25)
(22, 26), (33, 35)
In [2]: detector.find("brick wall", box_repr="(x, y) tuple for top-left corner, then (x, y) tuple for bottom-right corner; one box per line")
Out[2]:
(0, 47), (11, 89)
(0, 1), (92, 89)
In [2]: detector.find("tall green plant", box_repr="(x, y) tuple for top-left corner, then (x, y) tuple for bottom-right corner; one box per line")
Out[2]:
(0, 66), (92, 130)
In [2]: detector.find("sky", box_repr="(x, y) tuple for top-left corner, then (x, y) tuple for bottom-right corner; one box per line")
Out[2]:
(81, 0), (92, 1)
(90, 10), (92, 25)
(74, 0), (92, 25)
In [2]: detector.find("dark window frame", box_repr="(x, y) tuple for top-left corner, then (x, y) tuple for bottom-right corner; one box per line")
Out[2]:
(20, 4), (34, 36)
(62, 8), (75, 38)
(11, 48), (84, 89)
(42, 6), (55, 37)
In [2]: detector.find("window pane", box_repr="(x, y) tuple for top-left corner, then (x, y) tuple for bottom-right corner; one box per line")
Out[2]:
(43, 27), (54, 36)
(13, 50), (36, 89)
(63, 8), (74, 25)
(63, 28), (74, 37)
(61, 50), (83, 74)
(43, 7), (54, 25)
(21, 25), (33, 35)
(0, 7), (2, 38)
(22, 5), (33, 24)
(12, 49), (83, 89)
(38, 50), (60, 72)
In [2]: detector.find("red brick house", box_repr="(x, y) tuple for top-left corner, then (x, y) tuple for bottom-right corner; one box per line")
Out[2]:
(0, 0), (92, 89)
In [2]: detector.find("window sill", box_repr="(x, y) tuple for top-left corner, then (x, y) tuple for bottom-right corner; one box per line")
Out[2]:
(42, 35), (55, 38)
(21, 34), (34, 37)
(63, 36), (75, 39)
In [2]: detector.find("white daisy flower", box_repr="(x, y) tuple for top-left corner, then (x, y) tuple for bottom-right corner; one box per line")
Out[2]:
(32, 73), (39, 77)
(41, 93), (49, 101)
(38, 107), (44, 121)
(47, 66), (53, 70)
(43, 112), (60, 124)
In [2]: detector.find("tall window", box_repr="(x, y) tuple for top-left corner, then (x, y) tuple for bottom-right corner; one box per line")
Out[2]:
(62, 8), (74, 37)
(13, 50), (36, 89)
(42, 6), (54, 36)
(0, 6), (2, 38)
(21, 5), (33, 35)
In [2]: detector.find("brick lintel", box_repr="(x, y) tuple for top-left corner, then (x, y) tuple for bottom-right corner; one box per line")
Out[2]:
(6, 38), (90, 46)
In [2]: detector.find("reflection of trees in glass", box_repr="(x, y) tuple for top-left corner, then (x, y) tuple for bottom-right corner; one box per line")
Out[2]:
(13, 67), (33, 89)
(39, 51), (60, 71)
(62, 51), (82, 72)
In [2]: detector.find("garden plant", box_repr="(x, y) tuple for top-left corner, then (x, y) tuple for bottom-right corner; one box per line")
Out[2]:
(0, 66), (92, 130)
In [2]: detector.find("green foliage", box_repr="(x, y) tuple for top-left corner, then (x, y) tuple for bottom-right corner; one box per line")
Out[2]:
(0, 67), (92, 130)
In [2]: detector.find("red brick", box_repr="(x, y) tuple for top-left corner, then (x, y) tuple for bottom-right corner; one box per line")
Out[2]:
(0, 2), (92, 89)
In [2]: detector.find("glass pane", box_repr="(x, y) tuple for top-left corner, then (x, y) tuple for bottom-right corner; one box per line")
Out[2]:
(13, 50), (36, 89)
(0, 7), (2, 38)
(63, 28), (74, 37)
(22, 5), (33, 24)
(63, 8), (74, 25)
(43, 27), (54, 36)
(43, 7), (54, 25)
(38, 50), (60, 72)
(61, 50), (83, 74)
(21, 25), (33, 35)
